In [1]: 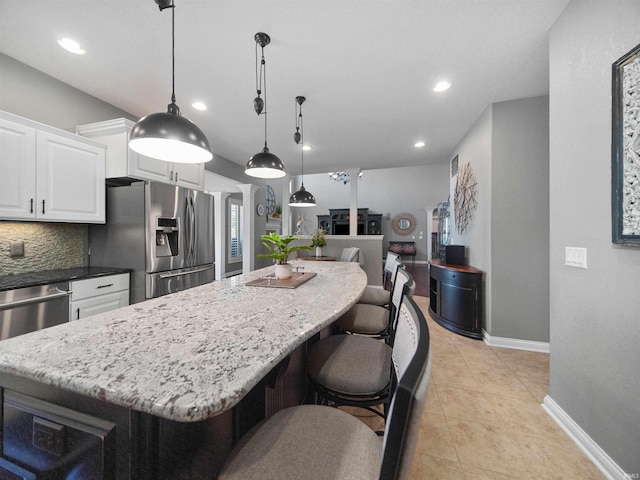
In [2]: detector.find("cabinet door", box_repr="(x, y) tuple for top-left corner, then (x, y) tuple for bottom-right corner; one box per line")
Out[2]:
(36, 131), (106, 223)
(0, 119), (36, 219)
(70, 290), (129, 321)
(440, 282), (478, 331)
(172, 162), (204, 190)
(129, 150), (171, 184)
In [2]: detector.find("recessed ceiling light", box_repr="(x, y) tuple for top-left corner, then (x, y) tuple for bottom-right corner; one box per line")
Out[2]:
(192, 101), (207, 111)
(414, 141), (426, 148)
(57, 37), (85, 55)
(302, 145), (312, 151)
(433, 81), (451, 93)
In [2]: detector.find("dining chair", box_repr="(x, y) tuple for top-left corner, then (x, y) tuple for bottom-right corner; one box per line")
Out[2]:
(218, 294), (432, 480)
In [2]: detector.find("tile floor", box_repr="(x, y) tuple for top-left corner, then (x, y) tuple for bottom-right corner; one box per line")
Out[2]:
(349, 295), (606, 480)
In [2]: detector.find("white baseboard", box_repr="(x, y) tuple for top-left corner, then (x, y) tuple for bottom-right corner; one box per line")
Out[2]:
(542, 396), (629, 480)
(482, 330), (550, 353)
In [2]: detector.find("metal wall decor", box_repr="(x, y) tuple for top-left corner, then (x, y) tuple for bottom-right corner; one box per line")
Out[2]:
(328, 171), (363, 184)
(454, 162), (478, 234)
(451, 155), (459, 177)
(612, 43), (640, 245)
(392, 213), (417, 236)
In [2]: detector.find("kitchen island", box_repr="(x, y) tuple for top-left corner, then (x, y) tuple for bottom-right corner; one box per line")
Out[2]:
(0, 260), (367, 479)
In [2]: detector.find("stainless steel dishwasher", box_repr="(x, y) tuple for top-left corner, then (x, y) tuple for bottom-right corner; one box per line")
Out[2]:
(0, 282), (71, 341)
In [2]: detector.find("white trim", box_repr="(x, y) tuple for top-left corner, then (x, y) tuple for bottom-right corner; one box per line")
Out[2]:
(482, 330), (550, 353)
(542, 396), (629, 480)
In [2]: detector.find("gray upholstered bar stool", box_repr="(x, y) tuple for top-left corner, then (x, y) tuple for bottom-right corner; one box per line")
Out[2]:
(219, 295), (432, 480)
(334, 262), (414, 339)
(358, 252), (401, 306)
(305, 269), (414, 420)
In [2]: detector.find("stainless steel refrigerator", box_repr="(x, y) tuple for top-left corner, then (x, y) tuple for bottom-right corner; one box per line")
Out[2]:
(89, 181), (214, 304)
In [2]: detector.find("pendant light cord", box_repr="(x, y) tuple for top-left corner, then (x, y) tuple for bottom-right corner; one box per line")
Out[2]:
(171, 1), (176, 104)
(300, 106), (305, 185)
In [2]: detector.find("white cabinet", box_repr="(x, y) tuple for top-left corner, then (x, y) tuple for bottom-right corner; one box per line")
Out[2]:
(76, 118), (205, 190)
(70, 273), (130, 321)
(0, 111), (106, 223)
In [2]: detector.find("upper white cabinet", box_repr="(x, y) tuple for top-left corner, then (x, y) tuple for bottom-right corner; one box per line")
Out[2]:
(76, 118), (205, 190)
(0, 111), (106, 223)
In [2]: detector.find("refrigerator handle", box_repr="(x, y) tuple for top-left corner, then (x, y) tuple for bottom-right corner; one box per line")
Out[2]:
(185, 194), (196, 264)
(190, 197), (197, 260)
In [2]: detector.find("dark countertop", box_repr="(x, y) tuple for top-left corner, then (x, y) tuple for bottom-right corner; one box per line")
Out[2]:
(0, 267), (132, 291)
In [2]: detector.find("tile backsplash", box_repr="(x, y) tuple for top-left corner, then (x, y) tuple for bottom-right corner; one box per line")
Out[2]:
(0, 221), (88, 275)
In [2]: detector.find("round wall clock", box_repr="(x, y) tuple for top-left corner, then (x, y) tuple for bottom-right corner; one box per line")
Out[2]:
(256, 203), (265, 216)
(266, 185), (276, 215)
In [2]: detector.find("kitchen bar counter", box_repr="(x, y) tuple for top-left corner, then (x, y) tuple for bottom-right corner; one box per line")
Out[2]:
(0, 260), (367, 423)
(0, 266), (131, 291)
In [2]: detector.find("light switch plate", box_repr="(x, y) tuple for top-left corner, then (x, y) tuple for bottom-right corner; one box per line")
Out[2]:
(565, 247), (587, 269)
(10, 241), (24, 257)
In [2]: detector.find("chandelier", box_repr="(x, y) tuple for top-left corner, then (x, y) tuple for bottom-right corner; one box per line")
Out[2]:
(328, 171), (363, 184)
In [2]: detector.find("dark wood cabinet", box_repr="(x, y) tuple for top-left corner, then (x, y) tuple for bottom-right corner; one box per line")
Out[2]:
(317, 208), (381, 235)
(429, 260), (483, 339)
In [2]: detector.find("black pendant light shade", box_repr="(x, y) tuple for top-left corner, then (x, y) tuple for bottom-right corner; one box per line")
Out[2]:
(129, 0), (212, 164)
(289, 184), (316, 207)
(246, 146), (286, 179)
(246, 32), (286, 179)
(130, 106), (212, 163)
(289, 96), (316, 207)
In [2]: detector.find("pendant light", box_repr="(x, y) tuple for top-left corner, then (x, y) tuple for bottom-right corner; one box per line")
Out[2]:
(289, 96), (316, 207)
(245, 32), (286, 179)
(129, 0), (212, 164)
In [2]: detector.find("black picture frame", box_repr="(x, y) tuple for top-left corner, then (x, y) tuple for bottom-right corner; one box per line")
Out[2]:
(612, 43), (640, 245)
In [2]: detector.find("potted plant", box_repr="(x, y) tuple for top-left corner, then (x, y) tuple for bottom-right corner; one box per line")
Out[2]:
(310, 228), (327, 257)
(257, 233), (312, 279)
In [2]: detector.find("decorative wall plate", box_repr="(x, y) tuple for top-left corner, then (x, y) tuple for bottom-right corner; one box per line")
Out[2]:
(256, 203), (265, 216)
(392, 213), (417, 236)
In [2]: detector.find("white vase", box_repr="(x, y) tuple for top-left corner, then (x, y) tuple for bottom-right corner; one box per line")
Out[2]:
(274, 263), (293, 279)
(315, 247), (323, 257)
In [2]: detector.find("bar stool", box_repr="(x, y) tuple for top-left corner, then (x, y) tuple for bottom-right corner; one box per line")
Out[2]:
(219, 295), (432, 480)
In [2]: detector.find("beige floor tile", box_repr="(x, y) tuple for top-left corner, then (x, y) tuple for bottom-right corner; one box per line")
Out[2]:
(432, 364), (483, 391)
(409, 453), (463, 480)
(424, 382), (445, 415)
(460, 463), (523, 479)
(435, 384), (500, 424)
(415, 412), (460, 462)
(447, 418), (535, 478)
(518, 374), (549, 403)
(472, 367), (534, 399)
(494, 348), (550, 382)
(518, 432), (607, 480)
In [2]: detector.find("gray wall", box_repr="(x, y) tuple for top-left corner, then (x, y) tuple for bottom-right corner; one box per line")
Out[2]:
(549, 0), (640, 474)
(449, 96), (550, 343)
(491, 97), (549, 341)
(0, 53), (135, 130)
(292, 164), (451, 262)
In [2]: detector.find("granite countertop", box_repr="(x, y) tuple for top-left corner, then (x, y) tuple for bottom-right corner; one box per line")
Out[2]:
(0, 266), (132, 291)
(0, 260), (367, 422)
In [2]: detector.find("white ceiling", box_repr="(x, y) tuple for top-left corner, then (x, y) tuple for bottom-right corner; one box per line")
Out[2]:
(0, 0), (569, 175)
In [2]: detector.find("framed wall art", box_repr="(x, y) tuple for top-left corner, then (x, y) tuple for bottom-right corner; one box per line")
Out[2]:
(612, 43), (640, 245)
